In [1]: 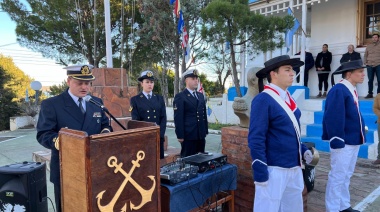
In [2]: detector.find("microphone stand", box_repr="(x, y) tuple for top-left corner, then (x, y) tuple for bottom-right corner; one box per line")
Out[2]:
(101, 106), (127, 130)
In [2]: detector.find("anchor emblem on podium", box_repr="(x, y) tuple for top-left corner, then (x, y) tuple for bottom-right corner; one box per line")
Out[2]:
(96, 150), (156, 212)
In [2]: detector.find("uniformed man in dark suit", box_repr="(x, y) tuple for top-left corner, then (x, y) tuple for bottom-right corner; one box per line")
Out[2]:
(36, 65), (111, 212)
(130, 70), (167, 159)
(173, 69), (208, 157)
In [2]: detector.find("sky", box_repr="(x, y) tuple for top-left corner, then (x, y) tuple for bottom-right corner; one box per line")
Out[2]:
(0, 9), (67, 87)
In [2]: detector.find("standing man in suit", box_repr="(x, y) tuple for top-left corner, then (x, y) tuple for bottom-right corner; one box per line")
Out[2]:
(294, 50), (315, 86)
(173, 69), (208, 157)
(322, 60), (366, 212)
(130, 70), (167, 159)
(36, 65), (111, 212)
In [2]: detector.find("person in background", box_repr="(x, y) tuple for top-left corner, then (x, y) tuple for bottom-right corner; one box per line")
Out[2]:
(173, 69), (208, 157)
(340, 44), (361, 64)
(315, 44), (332, 97)
(249, 55), (314, 211)
(372, 93), (380, 165)
(322, 60), (366, 212)
(294, 50), (315, 87)
(364, 33), (380, 98)
(130, 70), (167, 159)
(36, 65), (112, 212)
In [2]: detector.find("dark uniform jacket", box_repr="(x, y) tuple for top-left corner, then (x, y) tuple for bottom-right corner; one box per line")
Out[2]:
(340, 51), (361, 64)
(36, 90), (110, 184)
(173, 89), (208, 140)
(130, 92), (167, 139)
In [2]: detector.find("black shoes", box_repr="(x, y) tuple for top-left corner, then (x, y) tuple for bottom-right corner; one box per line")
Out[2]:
(340, 207), (360, 212)
(365, 94), (373, 98)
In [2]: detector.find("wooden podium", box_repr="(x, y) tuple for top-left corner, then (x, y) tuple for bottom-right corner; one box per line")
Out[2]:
(58, 120), (161, 212)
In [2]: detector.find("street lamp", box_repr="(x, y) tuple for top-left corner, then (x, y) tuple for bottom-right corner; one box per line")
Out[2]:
(30, 81), (42, 106)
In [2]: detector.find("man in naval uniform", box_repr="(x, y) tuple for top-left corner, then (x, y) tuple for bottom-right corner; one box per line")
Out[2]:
(36, 65), (111, 212)
(173, 69), (208, 157)
(248, 55), (314, 211)
(323, 60), (366, 212)
(130, 70), (167, 159)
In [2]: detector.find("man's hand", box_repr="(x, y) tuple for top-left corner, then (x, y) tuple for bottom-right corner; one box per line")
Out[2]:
(304, 150), (313, 164)
(178, 139), (184, 143)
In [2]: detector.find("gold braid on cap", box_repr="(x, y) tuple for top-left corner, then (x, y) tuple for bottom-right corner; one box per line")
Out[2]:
(146, 71), (153, 77)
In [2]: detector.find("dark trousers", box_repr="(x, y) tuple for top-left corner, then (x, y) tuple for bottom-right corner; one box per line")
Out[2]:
(304, 70), (309, 87)
(180, 139), (206, 157)
(295, 69), (301, 83)
(318, 73), (329, 91)
(295, 69), (310, 86)
(367, 65), (380, 94)
(54, 183), (62, 212)
(160, 137), (165, 159)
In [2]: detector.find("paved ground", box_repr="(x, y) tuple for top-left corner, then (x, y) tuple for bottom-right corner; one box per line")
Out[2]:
(1, 127), (380, 211)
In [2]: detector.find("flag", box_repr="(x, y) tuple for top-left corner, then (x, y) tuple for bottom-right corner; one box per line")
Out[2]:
(198, 81), (204, 93)
(178, 10), (184, 34)
(285, 7), (300, 52)
(170, 0), (176, 5)
(184, 43), (190, 64)
(207, 106), (212, 116)
(198, 80), (206, 100)
(181, 26), (189, 48)
(174, 0), (181, 17)
(182, 26), (191, 63)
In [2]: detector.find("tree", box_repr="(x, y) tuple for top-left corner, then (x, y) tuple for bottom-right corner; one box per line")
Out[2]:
(49, 80), (68, 96)
(0, 65), (21, 130)
(0, 0), (147, 67)
(201, 0), (293, 97)
(203, 41), (232, 94)
(137, 0), (211, 98)
(0, 54), (34, 101)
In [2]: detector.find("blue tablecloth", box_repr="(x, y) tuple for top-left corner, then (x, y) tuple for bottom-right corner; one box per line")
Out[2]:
(161, 164), (237, 211)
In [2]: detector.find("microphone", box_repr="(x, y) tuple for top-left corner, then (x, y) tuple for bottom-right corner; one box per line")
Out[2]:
(83, 95), (127, 130)
(83, 95), (104, 109)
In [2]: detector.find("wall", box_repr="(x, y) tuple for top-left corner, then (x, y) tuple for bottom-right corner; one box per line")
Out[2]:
(307, 0), (370, 96)
(246, 0), (373, 97)
(166, 94), (240, 125)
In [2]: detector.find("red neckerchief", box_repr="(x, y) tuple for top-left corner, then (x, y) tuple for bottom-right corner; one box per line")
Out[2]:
(264, 85), (297, 111)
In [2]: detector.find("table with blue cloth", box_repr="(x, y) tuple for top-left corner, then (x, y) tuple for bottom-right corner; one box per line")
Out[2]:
(161, 164), (237, 212)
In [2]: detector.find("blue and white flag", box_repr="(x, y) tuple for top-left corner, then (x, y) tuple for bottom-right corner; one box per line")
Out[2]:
(285, 7), (300, 52)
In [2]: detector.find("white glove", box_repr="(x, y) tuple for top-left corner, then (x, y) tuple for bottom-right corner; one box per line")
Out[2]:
(254, 181), (268, 186)
(304, 150), (313, 164)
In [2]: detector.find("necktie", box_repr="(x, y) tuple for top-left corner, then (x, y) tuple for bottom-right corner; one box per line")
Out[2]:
(78, 98), (85, 114)
(147, 94), (151, 100)
(193, 92), (198, 99)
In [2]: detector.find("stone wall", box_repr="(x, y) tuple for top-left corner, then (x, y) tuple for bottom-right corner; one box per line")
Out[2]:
(90, 68), (137, 131)
(221, 126), (254, 211)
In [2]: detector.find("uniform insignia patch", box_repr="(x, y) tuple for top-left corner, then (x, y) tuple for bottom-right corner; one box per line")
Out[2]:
(129, 106), (133, 112)
(93, 112), (102, 117)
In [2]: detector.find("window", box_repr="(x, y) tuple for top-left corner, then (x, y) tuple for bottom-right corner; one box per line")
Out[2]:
(365, 1), (380, 38)
(359, 0), (380, 45)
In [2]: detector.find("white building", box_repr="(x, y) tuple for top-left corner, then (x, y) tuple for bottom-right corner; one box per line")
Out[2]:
(247, 0), (378, 97)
